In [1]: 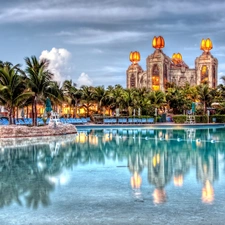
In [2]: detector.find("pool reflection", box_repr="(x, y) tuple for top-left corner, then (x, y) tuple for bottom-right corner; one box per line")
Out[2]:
(0, 128), (224, 208)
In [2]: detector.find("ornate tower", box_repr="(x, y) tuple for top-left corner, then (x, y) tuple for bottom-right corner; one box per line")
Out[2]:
(126, 36), (218, 91)
(146, 36), (171, 92)
(126, 51), (143, 88)
(195, 38), (218, 88)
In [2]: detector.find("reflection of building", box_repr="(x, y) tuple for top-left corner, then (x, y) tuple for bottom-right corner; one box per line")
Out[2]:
(128, 152), (144, 201)
(173, 151), (192, 187)
(196, 148), (218, 204)
(147, 150), (173, 204)
(126, 37), (218, 91)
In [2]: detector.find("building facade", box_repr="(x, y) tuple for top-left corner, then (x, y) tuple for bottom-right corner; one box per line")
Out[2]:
(126, 37), (218, 91)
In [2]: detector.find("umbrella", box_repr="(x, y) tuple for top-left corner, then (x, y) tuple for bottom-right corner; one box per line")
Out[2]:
(45, 97), (52, 113)
(154, 108), (158, 117)
(116, 108), (120, 117)
(43, 109), (47, 118)
(138, 108), (141, 116)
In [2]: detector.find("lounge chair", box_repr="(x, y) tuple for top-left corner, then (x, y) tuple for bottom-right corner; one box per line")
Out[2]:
(141, 118), (147, 124)
(147, 118), (154, 124)
(128, 118), (133, 124)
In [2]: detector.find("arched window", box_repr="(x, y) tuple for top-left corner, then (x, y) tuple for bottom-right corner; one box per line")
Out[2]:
(152, 64), (160, 91)
(201, 65), (208, 84)
(130, 74), (135, 87)
(190, 76), (195, 86)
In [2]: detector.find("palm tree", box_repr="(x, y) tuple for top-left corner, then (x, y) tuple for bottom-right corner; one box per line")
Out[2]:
(92, 86), (109, 115)
(196, 84), (213, 114)
(120, 88), (135, 116)
(107, 85), (123, 112)
(62, 80), (81, 117)
(47, 81), (64, 112)
(136, 89), (152, 116)
(166, 88), (185, 114)
(24, 56), (55, 126)
(79, 85), (95, 117)
(0, 62), (32, 124)
(149, 90), (166, 107)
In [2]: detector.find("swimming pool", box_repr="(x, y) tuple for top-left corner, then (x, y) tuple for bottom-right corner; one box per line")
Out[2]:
(1, 127), (225, 224)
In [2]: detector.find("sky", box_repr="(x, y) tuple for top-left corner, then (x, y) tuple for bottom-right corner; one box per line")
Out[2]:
(0, 0), (224, 88)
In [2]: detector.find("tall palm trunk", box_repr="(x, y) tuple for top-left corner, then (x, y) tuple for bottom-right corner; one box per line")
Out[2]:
(35, 100), (37, 125)
(32, 96), (37, 126)
(74, 99), (78, 118)
(203, 101), (206, 114)
(16, 107), (19, 120)
(9, 108), (13, 125)
(12, 107), (15, 124)
(32, 101), (35, 125)
(27, 106), (29, 118)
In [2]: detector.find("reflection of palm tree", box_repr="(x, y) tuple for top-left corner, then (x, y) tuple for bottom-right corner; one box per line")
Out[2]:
(25, 172), (54, 209)
(0, 145), (55, 209)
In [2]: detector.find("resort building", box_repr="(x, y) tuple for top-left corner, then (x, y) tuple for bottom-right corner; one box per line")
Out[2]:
(126, 37), (218, 91)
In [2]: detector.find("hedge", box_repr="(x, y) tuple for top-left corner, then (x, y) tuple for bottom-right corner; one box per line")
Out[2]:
(172, 115), (186, 123)
(210, 115), (225, 123)
(173, 115), (208, 123)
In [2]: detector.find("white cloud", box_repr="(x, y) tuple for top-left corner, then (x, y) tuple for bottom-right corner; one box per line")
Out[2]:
(77, 73), (93, 87)
(63, 29), (148, 45)
(39, 47), (71, 82)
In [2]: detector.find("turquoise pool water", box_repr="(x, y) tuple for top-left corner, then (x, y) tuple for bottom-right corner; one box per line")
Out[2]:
(1, 127), (225, 224)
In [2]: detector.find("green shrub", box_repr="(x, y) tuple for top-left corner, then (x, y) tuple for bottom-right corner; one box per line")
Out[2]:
(210, 115), (225, 123)
(195, 115), (208, 123)
(172, 115), (186, 123)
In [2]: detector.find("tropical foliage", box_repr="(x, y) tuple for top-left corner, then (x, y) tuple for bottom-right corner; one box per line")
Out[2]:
(1, 57), (225, 125)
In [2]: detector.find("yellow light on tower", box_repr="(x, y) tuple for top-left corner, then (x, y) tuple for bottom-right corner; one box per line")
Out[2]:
(172, 53), (183, 64)
(152, 36), (165, 49)
(200, 38), (213, 52)
(129, 51), (141, 64)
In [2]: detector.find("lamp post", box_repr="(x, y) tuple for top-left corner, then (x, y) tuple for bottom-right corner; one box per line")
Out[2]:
(207, 109), (210, 124)
(155, 108), (158, 123)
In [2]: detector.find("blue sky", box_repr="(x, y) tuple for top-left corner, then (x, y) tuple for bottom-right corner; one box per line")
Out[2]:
(0, 0), (224, 87)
